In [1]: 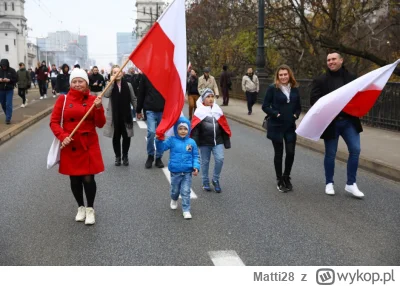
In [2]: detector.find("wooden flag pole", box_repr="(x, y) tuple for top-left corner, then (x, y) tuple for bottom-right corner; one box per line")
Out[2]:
(67, 57), (131, 140)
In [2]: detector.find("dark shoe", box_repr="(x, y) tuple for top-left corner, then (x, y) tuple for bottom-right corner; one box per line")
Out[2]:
(277, 178), (287, 193)
(5, 121), (10, 125)
(283, 175), (293, 191)
(122, 156), (129, 166)
(212, 180), (222, 193)
(155, 157), (164, 168)
(115, 157), (121, 166)
(145, 155), (154, 169)
(248, 111), (252, 115)
(202, 183), (212, 192)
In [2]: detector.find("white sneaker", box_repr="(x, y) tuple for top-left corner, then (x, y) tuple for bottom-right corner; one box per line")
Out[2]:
(26, 98), (28, 104)
(75, 206), (86, 222)
(183, 212), (192, 219)
(133, 117), (137, 122)
(345, 183), (364, 198)
(85, 207), (95, 225)
(325, 183), (335, 195)
(44, 95), (47, 99)
(40, 96), (43, 100)
(20, 104), (25, 108)
(53, 95), (56, 98)
(170, 200), (178, 210)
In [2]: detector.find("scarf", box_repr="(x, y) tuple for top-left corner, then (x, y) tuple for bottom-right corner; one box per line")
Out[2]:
(279, 83), (291, 103)
(110, 79), (133, 129)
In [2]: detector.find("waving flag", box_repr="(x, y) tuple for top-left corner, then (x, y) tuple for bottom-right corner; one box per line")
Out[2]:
(296, 59), (400, 141)
(129, 0), (186, 140)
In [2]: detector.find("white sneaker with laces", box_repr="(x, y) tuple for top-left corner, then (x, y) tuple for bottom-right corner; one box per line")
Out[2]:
(345, 183), (364, 198)
(21, 104), (25, 108)
(85, 207), (95, 225)
(183, 212), (192, 219)
(170, 200), (178, 210)
(40, 96), (43, 100)
(75, 206), (86, 222)
(325, 183), (335, 195)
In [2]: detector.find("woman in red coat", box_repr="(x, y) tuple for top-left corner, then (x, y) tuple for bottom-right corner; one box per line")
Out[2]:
(50, 68), (105, 225)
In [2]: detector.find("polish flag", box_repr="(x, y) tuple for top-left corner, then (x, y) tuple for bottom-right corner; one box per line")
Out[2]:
(296, 59), (400, 141)
(129, 0), (186, 140)
(191, 97), (232, 137)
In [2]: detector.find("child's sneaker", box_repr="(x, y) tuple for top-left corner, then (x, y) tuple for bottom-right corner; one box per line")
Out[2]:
(202, 183), (212, 192)
(212, 180), (222, 193)
(170, 199), (178, 210)
(183, 212), (192, 219)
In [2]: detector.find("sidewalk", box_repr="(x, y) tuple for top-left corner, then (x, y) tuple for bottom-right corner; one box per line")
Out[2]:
(0, 88), (57, 145)
(219, 97), (400, 182)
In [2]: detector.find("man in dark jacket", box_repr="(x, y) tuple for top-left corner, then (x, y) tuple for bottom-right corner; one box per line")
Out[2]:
(29, 68), (36, 88)
(219, 65), (231, 106)
(187, 69), (199, 120)
(0, 59), (17, 124)
(16, 62), (31, 108)
(36, 60), (49, 99)
(89, 66), (105, 96)
(136, 74), (165, 169)
(310, 52), (364, 198)
(55, 63), (70, 95)
(49, 64), (59, 97)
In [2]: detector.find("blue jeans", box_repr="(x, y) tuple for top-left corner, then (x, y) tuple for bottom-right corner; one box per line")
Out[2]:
(170, 172), (192, 212)
(324, 119), (361, 185)
(0, 89), (14, 122)
(199, 144), (224, 185)
(146, 110), (164, 158)
(131, 105), (136, 118)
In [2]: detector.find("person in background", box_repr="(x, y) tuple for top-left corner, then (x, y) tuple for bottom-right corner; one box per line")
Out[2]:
(89, 66), (105, 96)
(198, 67), (219, 100)
(55, 64), (70, 95)
(36, 61), (49, 99)
(50, 64), (59, 98)
(0, 59), (17, 124)
(219, 65), (232, 106)
(187, 69), (200, 120)
(29, 68), (36, 88)
(16, 62), (31, 108)
(242, 67), (259, 115)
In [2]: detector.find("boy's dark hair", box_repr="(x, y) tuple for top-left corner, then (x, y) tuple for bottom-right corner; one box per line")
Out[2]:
(223, 65), (228, 71)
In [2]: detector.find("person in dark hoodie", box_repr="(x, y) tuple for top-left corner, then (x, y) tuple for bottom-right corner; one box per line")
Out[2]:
(55, 64), (70, 95)
(16, 62), (31, 108)
(36, 60), (49, 99)
(187, 69), (199, 120)
(136, 74), (165, 169)
(0, 59), (17, 124)
(49, 64), (59, 97)
(89, 66), (105, 96)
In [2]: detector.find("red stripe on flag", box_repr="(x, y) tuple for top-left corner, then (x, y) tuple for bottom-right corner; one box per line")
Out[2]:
(343, 89), (382, 117)
(130, 23), (184, 140)
(217, 116), (232, 137)
(190, 116), (201, 134)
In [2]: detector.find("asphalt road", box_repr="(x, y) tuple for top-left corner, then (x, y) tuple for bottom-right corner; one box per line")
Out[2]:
(0, 103), (399, 266)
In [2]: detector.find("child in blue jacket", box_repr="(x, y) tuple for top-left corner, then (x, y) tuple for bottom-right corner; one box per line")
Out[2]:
(160, 116), (200, 219)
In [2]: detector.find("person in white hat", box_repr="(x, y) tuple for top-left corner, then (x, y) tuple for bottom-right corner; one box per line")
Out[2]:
(50, 68), (106, 225)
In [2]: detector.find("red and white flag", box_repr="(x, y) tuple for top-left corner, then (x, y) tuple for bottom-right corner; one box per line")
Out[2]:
(191, 97), (232, 137)
(129, 0), (186, 140)
(296, 59), (400, 141)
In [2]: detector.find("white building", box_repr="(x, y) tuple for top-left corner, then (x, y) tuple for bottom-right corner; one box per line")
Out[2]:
(0, 0), (27, 69)
(135, 0), (166, 41)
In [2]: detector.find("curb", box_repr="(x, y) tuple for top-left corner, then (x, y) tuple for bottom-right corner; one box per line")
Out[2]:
(224, 111), (400, 183)
(0, 106), (54, 146)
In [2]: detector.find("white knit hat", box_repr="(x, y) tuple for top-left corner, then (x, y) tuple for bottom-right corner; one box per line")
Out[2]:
(69, 68), (89, 85)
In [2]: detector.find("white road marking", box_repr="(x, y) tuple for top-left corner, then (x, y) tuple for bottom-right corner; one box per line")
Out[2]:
(136, 121), (147, 129)
(208, 251), (246, 266)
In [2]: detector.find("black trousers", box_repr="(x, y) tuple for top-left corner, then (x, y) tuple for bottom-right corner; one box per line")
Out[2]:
(38, 80), (47, 96)
(70, 175), (97, 208)
(222, 87), (229, 105)
(113, 122), (131, 158)
(245, 91), (258, 112)
(18, 88), (26, 104)
(272, 138), (296, 179)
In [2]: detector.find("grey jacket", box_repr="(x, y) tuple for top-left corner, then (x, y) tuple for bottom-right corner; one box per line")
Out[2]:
(103, 81), (137, 138)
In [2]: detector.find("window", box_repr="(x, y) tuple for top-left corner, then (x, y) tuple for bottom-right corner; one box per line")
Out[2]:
(5, 45), (9, 52)
(14, 39), (16, 45)
(12, 3), (14, 11)
(5, 2), (7, 10)
(143, 7), (146, 14)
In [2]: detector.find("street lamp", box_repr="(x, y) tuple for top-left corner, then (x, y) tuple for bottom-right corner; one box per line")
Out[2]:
(256, 0), (266, 77)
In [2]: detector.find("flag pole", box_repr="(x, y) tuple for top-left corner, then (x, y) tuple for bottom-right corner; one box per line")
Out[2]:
(66, 57), (131, 141)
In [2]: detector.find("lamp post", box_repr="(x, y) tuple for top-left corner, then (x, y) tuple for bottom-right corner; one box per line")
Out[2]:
(256, 0), (266, 77)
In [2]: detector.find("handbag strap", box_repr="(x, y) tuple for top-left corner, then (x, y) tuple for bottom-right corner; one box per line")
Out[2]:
(60, 94), (67, 127)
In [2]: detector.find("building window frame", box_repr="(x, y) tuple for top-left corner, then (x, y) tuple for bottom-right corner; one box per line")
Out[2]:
(5, 2), (7, 11)
(14, 39), (16, 45)
(5, 45), (9, 52)
(12, 2), (15, 11)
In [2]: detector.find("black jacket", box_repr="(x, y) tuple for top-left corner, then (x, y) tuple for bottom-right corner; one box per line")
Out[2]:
(137, 75), (165, 113)
(89, 73), (105, 92)
(56, 73), (70, 93)
(191, 116), (231, 148)
(0, 59), (17, 91)
(187, 76), (199, 95)
(310, 67), (362, 139)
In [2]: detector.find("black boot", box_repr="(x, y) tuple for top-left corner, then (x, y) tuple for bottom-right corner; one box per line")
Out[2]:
(277, 177), (287, 193)
(122, 155), (129, 166)
(145, 155), (154, 169)
(115, 157), (121, 166)
(283, 175), (293, 191)
(155, 157), (164, 168)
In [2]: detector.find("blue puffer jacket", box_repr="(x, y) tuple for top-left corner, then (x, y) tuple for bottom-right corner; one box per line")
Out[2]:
(161, 117), (200, 173)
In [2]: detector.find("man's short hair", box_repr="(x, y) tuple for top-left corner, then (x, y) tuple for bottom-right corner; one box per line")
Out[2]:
(93, 66), (98, 69)
(328, 51), (343, 58)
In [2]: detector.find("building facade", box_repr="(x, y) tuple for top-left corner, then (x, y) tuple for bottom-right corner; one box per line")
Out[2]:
(135, 0), (166, 41)
(116, 32), (137, 65)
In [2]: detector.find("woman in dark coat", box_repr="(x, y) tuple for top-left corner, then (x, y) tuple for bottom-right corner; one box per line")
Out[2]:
(50, 68), (106, 225)
(262, 64), (301, 192)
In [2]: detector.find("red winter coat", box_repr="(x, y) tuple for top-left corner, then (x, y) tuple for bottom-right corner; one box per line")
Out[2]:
(50, 88), (106, 176)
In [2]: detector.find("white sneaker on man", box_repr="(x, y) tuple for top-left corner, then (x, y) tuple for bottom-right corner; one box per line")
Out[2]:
(53, 95), (56, 98)
(85, 207), (95, 225)
(325, 183), (335, 195)
(25, 99), (28, 106)
(21, 104), (25, 108)
(345, 183), (364, 198)
(40, 96), (43, 100)
(133, 117), (137, 122)
(44, 95), (47, 99)
(183, 212), (192, 219)
(170, 200), (178, 210)
(75, 206), (86, 222)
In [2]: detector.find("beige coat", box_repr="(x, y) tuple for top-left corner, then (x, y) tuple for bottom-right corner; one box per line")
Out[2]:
(198, 75), (220, 96)
(242, 74), (259, 93)
(103, 82), (137, 138)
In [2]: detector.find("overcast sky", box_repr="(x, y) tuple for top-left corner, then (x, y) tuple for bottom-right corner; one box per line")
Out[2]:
(25, 0), (136, 68)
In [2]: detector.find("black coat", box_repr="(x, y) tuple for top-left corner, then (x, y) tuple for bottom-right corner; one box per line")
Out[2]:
(262, 84), (301, 143)
(187, 76), (199, 95)
(137, 75), (165, 113)
(89, 73), (105, 92)
(310, 67), (362, 140)
(55, 73), (70, 93)
(191, 116), (231, 148)
(0, 59), (17, 91)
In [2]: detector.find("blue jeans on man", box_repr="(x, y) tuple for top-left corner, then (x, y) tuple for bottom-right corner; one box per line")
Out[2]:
(170, 172), (192, 212)
(324, 119), (361, 185)
(0, 89), (14, 123)
(146, 110), (164, 158)
(199, 144), (224, 185)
